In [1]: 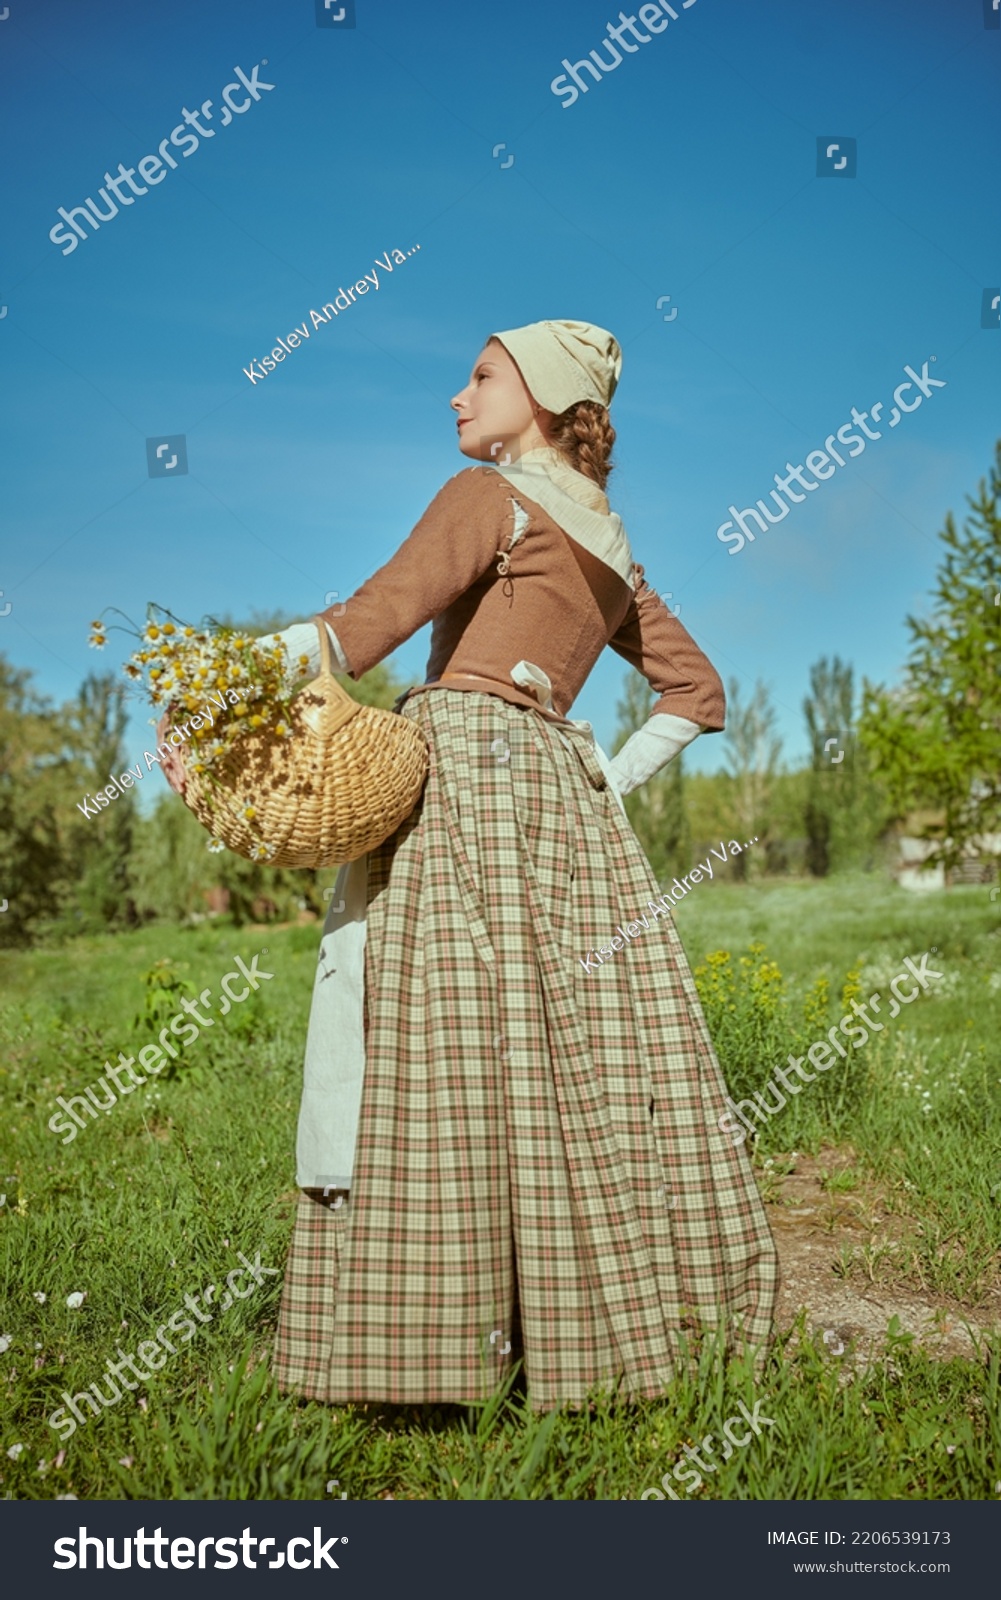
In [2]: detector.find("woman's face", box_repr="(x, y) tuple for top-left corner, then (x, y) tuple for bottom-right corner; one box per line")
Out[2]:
(451, 340), (549, 463)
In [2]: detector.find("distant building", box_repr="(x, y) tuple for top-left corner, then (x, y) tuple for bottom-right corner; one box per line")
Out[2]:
(893, 833), (1001, 891)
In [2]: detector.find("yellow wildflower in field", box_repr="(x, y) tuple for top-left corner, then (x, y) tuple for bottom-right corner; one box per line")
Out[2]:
(693, 949), (736, 1009)
(802, 974), (830, 1033)
(841, 964), (864, 1013)
(736, 942), (785, 1016)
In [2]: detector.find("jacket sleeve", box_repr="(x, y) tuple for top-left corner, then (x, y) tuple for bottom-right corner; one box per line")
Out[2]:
(316, 467), (511, 679)
(607, 562), (726, 731)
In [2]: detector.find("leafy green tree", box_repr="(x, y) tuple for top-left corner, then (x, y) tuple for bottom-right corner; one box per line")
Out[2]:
(860, 441), (1001, 871)
(128, 792), (219, 924)
(721, 677), (782, 878)
(803, 656), (889, 877)
(611, 670), (690, 882)
(759, 768), (810, 877)
(64, 672), (137, 931)
(0, 657), (71, 946)
(685, 769), (738, 863)
(803, 655), (853, 876)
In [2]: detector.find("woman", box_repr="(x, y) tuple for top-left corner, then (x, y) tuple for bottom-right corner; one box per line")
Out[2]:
(170, 319), (778, 1409)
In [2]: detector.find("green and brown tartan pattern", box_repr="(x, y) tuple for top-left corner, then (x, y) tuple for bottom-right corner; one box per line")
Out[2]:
(272, 689), (779, 1409)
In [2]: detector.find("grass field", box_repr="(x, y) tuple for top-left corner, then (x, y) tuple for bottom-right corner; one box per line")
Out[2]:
(1, 876), (999, 1501)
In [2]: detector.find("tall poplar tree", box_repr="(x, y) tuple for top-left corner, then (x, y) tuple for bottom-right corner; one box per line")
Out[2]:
(722, 676), (782, 878)
(67, 671), (136, 930)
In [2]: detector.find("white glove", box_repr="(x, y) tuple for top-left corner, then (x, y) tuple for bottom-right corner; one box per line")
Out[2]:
(605, 713), (703, 796)
(266, 621), (351, 690)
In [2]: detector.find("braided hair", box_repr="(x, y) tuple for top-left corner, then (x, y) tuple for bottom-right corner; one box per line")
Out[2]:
(547, 400), (616, 493)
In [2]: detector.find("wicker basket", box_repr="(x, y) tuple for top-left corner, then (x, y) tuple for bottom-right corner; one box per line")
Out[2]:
(176, 619), (429, 868)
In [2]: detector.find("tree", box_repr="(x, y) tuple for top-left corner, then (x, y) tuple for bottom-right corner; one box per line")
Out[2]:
(802, 656), (853, 875)
(611, 670), (690, 882)
(129, 792), (223, 924)
(859, 441), (1001, 871)
(803, 656), (889, 876)
(0, 656), (71, 946)
(721, 677), (782, 877)
(64, 672), (137, 930)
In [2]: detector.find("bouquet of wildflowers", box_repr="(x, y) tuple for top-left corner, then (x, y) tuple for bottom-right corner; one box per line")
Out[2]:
(87, 602), (430, 870)
(88, 606), (311, 860)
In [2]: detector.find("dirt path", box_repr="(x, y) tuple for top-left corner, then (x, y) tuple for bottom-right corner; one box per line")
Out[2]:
(767, 1147), (1000, 1365)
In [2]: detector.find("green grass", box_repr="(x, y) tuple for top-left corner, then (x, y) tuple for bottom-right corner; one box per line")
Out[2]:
(1, 878), (999, 1500)
(675, 876), (1001, 1305)
(673, 870), (990, 980)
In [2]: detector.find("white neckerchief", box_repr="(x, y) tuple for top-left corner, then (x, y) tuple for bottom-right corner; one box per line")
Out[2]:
(485, 446), (635, 588)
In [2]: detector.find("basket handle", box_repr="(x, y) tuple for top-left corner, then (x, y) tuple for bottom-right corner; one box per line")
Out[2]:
(314, 616), (336, 678)
(297, 616), (363, 736)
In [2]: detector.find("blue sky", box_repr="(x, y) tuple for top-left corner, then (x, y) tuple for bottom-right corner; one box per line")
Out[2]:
(2, 0), (998, 786)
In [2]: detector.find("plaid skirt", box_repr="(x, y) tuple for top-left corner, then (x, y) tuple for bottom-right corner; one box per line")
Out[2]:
(272, 688), (778, 1409)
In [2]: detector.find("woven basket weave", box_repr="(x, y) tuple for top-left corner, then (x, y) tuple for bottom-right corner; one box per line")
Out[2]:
(177, 619), (429, 869)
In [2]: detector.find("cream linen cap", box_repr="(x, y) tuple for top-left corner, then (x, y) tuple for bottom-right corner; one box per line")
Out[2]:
(489, 319), (622, 413)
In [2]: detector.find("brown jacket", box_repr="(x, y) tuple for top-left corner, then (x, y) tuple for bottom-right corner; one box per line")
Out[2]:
(319, 465), (725, 731)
